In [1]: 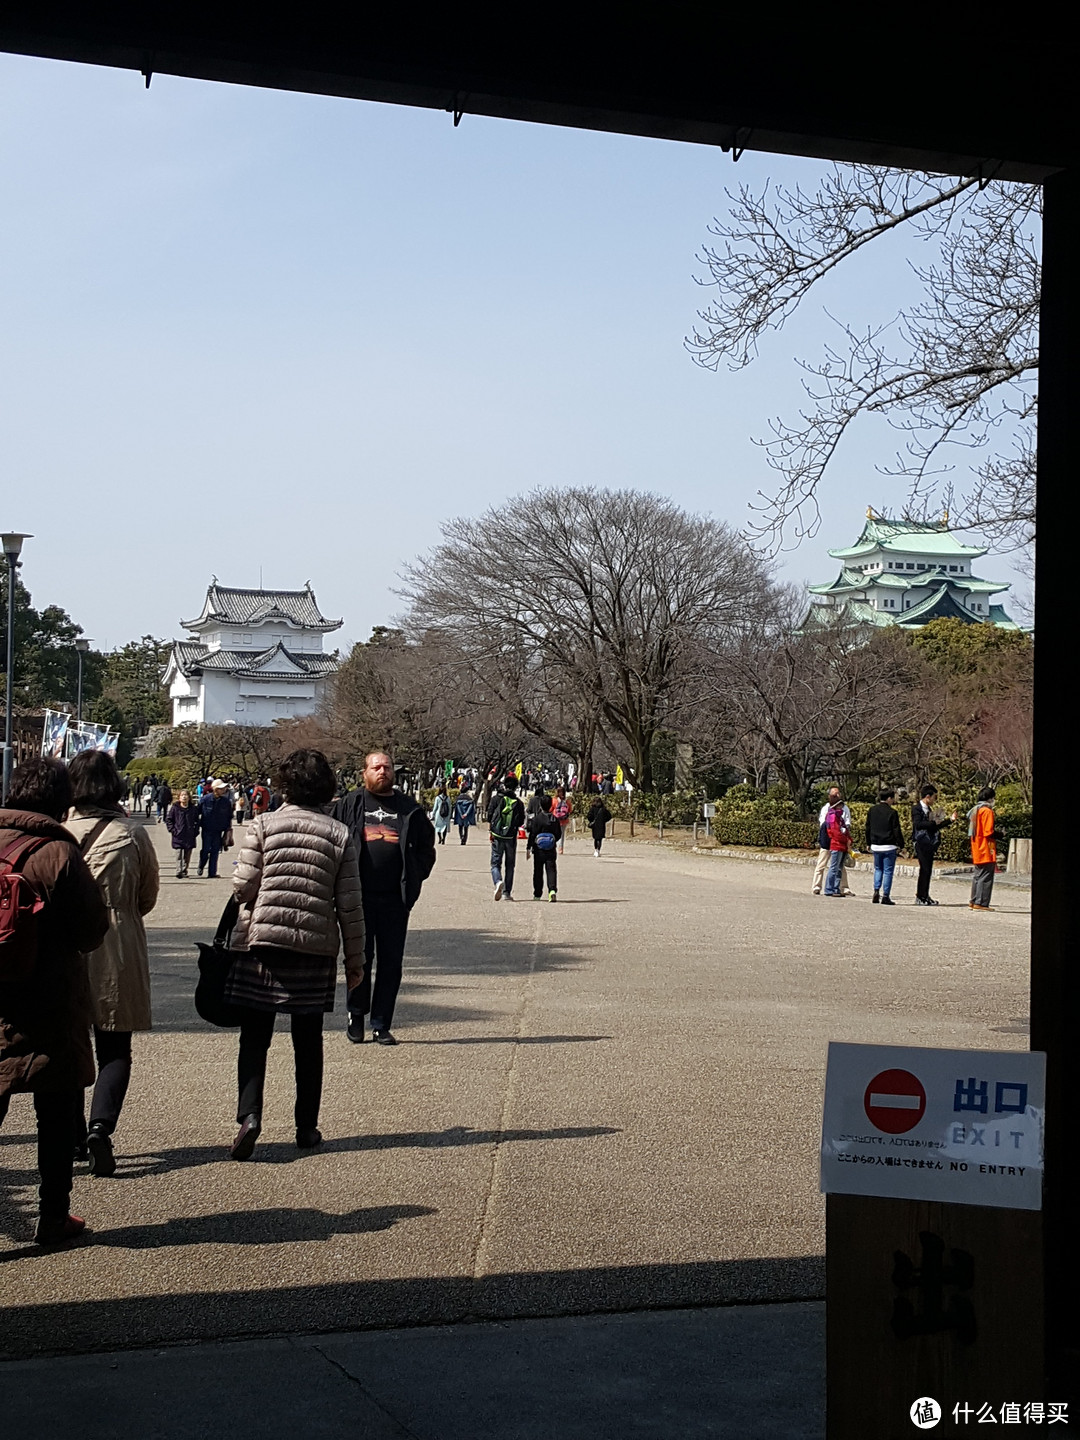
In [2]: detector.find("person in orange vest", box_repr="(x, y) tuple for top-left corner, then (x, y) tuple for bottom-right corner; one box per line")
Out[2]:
(968, 787), (1001, 910)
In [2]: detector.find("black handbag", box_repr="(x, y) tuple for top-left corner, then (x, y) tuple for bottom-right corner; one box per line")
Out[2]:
(194, 897), (244, 1027)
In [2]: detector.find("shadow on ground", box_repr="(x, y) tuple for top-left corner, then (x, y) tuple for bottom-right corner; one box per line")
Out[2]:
(149, 925), (593, 1032)
(0, 1254), (825, 1359)
(1, 1204), (435, 1262)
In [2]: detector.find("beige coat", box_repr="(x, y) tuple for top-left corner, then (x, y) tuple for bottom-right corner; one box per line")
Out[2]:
(232, 805), (365, 989)
(64, 809), (159, 1031)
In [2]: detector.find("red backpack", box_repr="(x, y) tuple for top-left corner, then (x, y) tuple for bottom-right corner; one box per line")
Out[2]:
(0, 835), (48, 983)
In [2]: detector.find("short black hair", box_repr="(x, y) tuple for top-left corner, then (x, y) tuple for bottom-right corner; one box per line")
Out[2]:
(539, 794), (552, 812)
(920, 783), (938, 798)
(977, 786), (996, 802)
(6, 757), (73, 821)
(503, 775), (519, 791)
(878, 788), (895, 802)
(276, 749), (336, 806)
(69, 750), (124, 809)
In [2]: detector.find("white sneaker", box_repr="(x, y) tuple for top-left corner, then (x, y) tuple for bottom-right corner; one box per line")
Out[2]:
(812, 887), (821, 895)
(593, 849), (600, 857)
(494, 880), (504, 901)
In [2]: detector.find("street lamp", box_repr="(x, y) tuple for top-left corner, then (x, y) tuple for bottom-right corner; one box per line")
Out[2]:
(2, 532), (32, 805)
(75, 637), (91, 723)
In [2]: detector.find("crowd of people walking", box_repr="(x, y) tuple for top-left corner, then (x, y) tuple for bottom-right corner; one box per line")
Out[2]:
(1, 743), (1007, 1249)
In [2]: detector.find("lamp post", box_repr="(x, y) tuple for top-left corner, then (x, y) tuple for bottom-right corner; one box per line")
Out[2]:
(2, 532), (32, 805)
(75, 637), (91, 723)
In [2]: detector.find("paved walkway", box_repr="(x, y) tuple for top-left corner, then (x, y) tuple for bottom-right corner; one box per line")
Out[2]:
(0, 821), (1029, 1432)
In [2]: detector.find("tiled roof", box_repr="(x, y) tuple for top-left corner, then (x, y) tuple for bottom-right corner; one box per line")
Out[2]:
(830, 515), (986, 561)
(182, 583), (342, 632)
(167, 640), (338, 680)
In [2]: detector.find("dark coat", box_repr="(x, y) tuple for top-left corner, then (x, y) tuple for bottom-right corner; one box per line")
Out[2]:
(865, 803), (905, 850)
(587, 800), (612, 838)
(0, 809), (110, 1098)
(165, 801), (200, 850)
(911, 801), (951, 849)
(526, 811), (562, 855)
(334, 789), (436, 911)
(199, 793), (233, 839)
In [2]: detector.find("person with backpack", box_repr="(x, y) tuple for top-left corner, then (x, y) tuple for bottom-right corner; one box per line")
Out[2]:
(587, 795), (612, 856)
(452, 788), (477, 844)
(551, 784), (572, 853)
(527, 795), (562, 901)
(430, 784), (452, 846)
(813, 787), (852, 895)
(1, 758), (109, 1246)
(487, 774), (526, 901)
(968, 787), (1001, 910)
(823, 799), (851, 896)
(65, 750), (160, 1178)
(864, 788), (905, 906)
(334, 751), (436, 1045)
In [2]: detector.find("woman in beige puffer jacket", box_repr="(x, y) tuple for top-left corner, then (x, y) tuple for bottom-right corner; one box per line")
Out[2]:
(224, 749), (364, 1160)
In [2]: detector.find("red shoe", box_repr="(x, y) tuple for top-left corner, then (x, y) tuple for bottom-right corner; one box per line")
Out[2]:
(35, 1213), (88, 1247)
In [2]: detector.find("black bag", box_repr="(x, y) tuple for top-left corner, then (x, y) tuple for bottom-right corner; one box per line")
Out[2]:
(194, 897), (245, 1027)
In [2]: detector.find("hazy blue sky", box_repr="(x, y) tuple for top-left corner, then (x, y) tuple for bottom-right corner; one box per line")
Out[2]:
(1, 54), (1028, 653)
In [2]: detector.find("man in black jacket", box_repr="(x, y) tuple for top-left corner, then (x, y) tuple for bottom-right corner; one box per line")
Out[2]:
(334, 752), (436, 1045)
(865, 788), (905, 906)
(910, 783), (955, 907)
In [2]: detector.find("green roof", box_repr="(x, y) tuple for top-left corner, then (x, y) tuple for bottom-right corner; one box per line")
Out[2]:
(829, 515), (986, 562)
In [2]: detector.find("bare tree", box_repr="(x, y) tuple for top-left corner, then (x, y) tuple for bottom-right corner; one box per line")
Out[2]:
(688, 168), (1040, 552)
(682, 589), (925, 813)
(402, 487), (770, 790)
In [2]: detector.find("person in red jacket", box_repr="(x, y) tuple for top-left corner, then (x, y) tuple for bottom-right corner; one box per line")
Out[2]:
(968, 788), (1001, 910)
(0, 758), (109, 1246)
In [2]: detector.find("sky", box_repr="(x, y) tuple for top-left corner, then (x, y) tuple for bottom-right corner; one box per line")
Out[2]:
(0, 53), (1030, 653)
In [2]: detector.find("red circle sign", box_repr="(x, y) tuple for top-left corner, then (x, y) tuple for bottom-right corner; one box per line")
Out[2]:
(864, 1068), (926, 1134)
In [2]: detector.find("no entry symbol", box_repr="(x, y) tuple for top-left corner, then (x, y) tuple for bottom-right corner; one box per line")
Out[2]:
(864, 1068), (926, 1134)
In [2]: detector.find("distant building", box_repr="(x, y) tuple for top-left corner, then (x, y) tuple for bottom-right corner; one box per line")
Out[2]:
(804, 510), (1020, 629)
(163, 582), (341, 727)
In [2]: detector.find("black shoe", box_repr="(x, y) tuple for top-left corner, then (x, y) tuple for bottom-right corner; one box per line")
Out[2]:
(881, 896), (896, 906)
(231, 1114), (261, 1160)
(372, 1029), (398, 1046)
(872, 892), (880, 904)
(346, 1014), (365, 1044)
(86, 1125), (116, 1178)
(197, 867), (205, 877)
(296, 1128), (323, 1149)
(73, 1142), (89, 1163)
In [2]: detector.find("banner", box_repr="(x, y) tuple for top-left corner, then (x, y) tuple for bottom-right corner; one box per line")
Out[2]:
(103, 731), (120, 755)
(41, 709), (70, 758)
(514, 762), (523, 780)
(66, 723), (96, 757)
(615, 765), (624, 786)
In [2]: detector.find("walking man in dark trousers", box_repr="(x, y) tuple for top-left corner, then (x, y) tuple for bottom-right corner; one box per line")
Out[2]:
(198, 779), (233, 878)
(335, 752), (436, 1045)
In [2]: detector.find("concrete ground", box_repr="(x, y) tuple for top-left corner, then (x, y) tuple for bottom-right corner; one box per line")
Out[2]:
(0, 820), (1029, 1433)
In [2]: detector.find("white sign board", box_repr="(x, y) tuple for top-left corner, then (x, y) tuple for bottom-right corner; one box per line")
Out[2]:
(821, 1042), (1045, 1211)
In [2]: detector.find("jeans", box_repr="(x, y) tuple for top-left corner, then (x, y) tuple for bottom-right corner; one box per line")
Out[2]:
(74, 1029), (133, 1141)
(490, 836), (518, 894)
(914, 837), (935, 900)
(0, 1087), (80, 1220)
(353, 897), (410, 1031)
(532, 850), (558, 896)
(824, 849), (846, 895)
(237, 1009), (324, 1129)
(971, 862), (996, 907)
(872, 849), (897, 898)
(176, 847), (193, 877)
(199, 832), (224, 877)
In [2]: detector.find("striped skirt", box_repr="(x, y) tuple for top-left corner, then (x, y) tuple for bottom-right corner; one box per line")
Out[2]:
(224, 946), (338, 1014)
